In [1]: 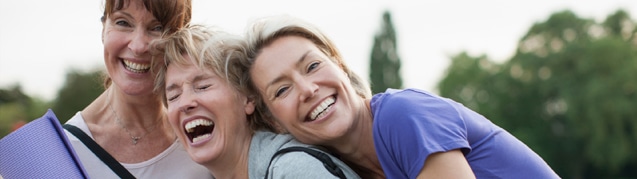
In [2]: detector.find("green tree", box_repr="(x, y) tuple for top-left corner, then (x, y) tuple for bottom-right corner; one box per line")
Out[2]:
(51, 69), (104, 123)
(370, 10), (402, 94)
(438, 9), (637, 178)
(0, 84), (50, 137)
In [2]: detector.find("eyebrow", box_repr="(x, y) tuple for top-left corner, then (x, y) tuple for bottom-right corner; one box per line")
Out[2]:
(192, 74), (213, 83)
(115, 11), (134, 20)
(165, 83), (179, 94)
(114, 11), (160, 24)
(265, 50), (311, 89)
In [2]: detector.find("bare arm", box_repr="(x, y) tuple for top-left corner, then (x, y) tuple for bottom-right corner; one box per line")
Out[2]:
(416, 149), (475, 179)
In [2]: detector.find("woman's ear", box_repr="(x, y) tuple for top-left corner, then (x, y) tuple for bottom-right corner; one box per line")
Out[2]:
(101, 16), (107, 44)
(101, 26), (105, 44)
(244, 95), (256, 115)
(100, 16), (106, 44)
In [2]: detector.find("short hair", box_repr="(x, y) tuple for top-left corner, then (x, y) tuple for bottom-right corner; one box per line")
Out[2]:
(235, 15), (372, 127)
(151, 25), (280, 133)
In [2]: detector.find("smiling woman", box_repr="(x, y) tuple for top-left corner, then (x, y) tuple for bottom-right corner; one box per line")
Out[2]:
(151, 24), (361, 178)
(237, 15), (560, 179)
(61, 0), (213, 178)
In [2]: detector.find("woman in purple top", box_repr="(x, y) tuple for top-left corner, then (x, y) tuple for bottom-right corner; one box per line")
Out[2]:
(237, 15), (560, 179)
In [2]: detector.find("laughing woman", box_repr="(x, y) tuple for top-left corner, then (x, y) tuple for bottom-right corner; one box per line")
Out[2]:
(152, 25), (360, 179)
(236, 15), (560, 179)
(62, 0), (211, 178)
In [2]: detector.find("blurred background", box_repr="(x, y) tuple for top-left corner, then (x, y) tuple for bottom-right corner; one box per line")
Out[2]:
(1, 0), (636, 178)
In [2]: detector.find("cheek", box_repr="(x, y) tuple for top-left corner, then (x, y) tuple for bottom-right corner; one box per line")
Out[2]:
(166, 106), (180, 128)
(270, 102), (296, 124)
(102, 31), (125, 54)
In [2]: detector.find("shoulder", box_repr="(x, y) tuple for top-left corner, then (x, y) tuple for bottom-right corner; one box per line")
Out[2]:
(252, 133), (359, 178)
(371, 88), (471, 154)
(64, 111), (93, 137)
(372, 88), (452, 110)
(372, 88), (462, 126)
(249, 132), (299, 178)
(250, 131), (297, 155)
(269, 147), (350, 178)
(253, 131), (295, 144)
(65, 112), (86, 127)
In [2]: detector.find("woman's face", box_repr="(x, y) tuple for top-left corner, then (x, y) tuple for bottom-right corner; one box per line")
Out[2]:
(250, 35), (361, 145)
(165, 56), (254, 165)
(102, 0), (162, 95)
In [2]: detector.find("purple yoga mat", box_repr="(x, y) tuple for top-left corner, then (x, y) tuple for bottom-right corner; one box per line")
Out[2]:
(0, 109), (88, 179)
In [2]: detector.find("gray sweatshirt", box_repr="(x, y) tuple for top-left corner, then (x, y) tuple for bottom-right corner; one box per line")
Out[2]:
(248, 131), (361, 179)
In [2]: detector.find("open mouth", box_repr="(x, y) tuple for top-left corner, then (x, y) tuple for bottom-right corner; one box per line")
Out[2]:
(123, 60), (150, 73)
(307, 96), (336, 122)
(184, 119), (215, 143)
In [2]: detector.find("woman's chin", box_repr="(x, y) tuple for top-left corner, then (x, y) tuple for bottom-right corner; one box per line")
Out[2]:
(189, 150), (219, 165)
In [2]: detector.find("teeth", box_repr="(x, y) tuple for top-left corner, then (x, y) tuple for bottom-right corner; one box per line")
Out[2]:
(192, 133), (211, 143)
(314, 109), (328, 120)
(185, 119), (213, 132)
(310, 97), (335, 120)
(123, 60), (150, 73)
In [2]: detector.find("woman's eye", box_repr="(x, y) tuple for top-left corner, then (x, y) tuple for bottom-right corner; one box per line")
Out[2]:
(115, 20), (130, 27)
(274, 86), (289, 98)
(167, 94), (180, 102)
(307, 61), (320, 73)
(151, 25), (163, 32)
(196, 84), (211, 91)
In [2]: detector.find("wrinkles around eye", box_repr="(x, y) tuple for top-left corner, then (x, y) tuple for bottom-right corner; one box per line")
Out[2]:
(196, 84), (212, 91)
(274, 86), (289, 98)
(167, 93), (180, 102)
(115, 20), (131, 27)
(307, 61), (320, 72)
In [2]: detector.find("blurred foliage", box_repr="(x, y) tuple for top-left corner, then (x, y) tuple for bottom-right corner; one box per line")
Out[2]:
(438, 9), (637, 178)
(0, 69), (103, 138)
(370, 10), (403, 94)
(0, 85), (51, 137)
(51, 69), (104, 123)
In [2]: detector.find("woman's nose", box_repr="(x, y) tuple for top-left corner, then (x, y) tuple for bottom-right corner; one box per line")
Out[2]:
(179, 91), (198, 113)
(298, 80), (318, 102)
(128, 30), (150, 56)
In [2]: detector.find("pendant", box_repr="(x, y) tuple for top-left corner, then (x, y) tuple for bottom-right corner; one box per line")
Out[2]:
(132, 137), (140, 145)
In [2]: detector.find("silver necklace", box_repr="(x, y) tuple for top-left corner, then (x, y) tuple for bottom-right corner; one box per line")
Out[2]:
(109, 103), (158, 145)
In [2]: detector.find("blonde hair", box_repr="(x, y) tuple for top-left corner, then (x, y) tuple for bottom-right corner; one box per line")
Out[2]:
(235, 15), (372, 124)
(151, 25), (279, 132)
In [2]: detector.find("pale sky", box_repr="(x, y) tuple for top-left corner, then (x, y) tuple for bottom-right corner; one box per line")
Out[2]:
(0, 0), (635, 101)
